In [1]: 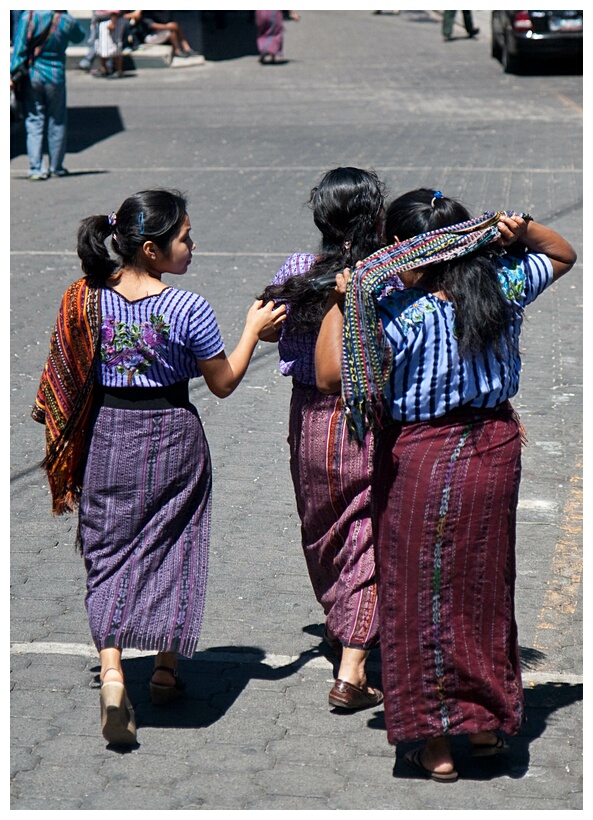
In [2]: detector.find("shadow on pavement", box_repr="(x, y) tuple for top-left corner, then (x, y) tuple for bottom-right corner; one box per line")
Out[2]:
(90, 643), (323, 737)
(200, 10), (258, 61)
(10, 105), (125, 161)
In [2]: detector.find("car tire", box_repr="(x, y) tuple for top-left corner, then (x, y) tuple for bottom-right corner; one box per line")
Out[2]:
(491, 33), (502, 60)
(501, 33), (520, 74)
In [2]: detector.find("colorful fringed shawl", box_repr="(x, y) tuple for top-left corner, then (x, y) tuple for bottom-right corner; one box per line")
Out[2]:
(341, 211), (526, 441)
(31, 278), (102, 514)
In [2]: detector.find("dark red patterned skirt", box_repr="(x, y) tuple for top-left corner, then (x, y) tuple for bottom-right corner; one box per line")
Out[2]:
(373, 403), (524, 744)
(288, 382), (379, 649)
(255, 10), (284, 57)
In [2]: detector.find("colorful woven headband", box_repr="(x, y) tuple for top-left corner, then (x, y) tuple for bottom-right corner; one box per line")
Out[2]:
(341, 210), (529, 441)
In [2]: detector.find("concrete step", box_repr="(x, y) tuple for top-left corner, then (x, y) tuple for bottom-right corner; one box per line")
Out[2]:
(66, 44), (204, 71)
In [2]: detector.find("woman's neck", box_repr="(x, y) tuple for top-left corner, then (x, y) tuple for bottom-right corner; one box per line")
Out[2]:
(107, 266), (168, 299)
(401, 266), (449, 301)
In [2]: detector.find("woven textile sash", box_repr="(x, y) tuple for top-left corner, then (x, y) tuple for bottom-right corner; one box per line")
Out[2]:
(341, 210), (522, 442)
(31, 278), (102, 514)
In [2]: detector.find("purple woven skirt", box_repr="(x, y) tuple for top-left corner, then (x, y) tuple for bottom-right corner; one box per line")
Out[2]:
(79, 403), (211, 658)
(288, 382), (379, 649)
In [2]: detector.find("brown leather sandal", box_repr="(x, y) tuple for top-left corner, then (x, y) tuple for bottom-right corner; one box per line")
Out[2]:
(149, 665), (186, 706)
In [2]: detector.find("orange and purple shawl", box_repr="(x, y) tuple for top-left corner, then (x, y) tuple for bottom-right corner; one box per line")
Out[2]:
(31, 278), (101, 514)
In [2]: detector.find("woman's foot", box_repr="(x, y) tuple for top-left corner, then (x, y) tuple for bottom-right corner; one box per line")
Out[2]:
(421, 736), (456, 777)
(328, 646), (382, 710)
(149, 653), (186, 705)
(404, 742), (458, 783)
(101, 666), (124, 685)
(469, 731), (509, 757)
(100, 666), (136, 745)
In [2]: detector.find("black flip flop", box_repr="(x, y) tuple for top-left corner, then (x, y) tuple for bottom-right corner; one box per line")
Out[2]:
(470, 736), (509, 757)
(404, 747), (458, 783)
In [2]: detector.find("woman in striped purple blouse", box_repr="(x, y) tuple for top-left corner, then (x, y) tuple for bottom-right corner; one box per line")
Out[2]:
(33, 189), (285, 746)
(315, 188), (576, 781)
(259, 167), (387, 711)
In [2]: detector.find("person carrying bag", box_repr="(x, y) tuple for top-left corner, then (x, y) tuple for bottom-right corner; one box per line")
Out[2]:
(9, 10), (85, 179)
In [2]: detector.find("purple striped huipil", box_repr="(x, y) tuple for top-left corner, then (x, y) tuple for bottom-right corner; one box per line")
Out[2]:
(79, 286), (223, 658)
(271, 253), (379, 649)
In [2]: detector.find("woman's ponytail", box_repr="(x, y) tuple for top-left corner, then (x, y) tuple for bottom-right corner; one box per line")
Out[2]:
(77, 215), (118, 284)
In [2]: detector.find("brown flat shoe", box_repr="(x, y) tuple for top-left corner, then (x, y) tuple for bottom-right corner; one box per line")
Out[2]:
(328, 679), (383, 710)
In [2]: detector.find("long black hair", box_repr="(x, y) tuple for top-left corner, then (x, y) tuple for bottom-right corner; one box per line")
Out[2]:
(259, 167), (385, 334)
(77, 188), (188, 285)
(384, 188), (514, 355)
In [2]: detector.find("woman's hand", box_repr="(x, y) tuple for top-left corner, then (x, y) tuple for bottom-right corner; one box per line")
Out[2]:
(334, 267), (351, 295)
(496, 214), (528, 247)
(244, 299), (286, 340)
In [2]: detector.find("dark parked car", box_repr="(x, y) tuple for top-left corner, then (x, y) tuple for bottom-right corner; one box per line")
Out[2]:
(491, 10), (583, 73)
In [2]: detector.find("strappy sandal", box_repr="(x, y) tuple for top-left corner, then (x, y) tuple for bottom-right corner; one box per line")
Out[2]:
(149, 665), (186, 706)
(404, 747), (458, 783)
(470, 736), (509, 757)
(100, 668), (137, 745)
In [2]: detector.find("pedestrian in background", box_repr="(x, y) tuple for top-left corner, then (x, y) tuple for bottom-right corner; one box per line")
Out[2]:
(32, 188), (285, 746)
(255, 10), (300, 64)
(258, 167), (386, 711)
(93, 10), (127, 78)
(10, 10), (85, 179)
(442, 10), (479, 41)
(315, 189), (576, 781)
(10, 10), (25, 43)
(78, 10), (114, 72)
(127, 10), (199, 57)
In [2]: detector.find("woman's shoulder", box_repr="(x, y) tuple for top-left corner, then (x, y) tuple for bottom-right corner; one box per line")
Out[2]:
(496, 251), (553, 305)
(276, 252), (316, 278)
(160, 285), (215, 312)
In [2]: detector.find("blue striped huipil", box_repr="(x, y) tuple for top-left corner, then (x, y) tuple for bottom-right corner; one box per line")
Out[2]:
(378, 253), (553, 422)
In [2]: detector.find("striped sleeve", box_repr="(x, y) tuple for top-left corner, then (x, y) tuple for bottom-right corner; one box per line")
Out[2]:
(185, 295), (225, 360)
(521, 253), (554, 306)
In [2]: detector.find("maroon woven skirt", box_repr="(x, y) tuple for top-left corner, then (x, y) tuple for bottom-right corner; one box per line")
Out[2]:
(79, 403), (211, 658)
(373, 403), (524, 744)
(288, 382), (379, 649)
(255, 10), (284, 57)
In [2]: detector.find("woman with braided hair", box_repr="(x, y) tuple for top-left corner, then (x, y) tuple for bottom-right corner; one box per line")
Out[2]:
(315, 188), (576, 781)
(259, 167), (388, 711)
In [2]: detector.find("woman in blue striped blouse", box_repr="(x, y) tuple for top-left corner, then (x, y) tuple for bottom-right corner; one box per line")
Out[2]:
(315, 188), (576, 782)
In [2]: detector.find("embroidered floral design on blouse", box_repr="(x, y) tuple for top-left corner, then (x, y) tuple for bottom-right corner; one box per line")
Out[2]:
(101, 314), (170, 384)
(388, 289), (437, 333)
(498, 258), (526, 301)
